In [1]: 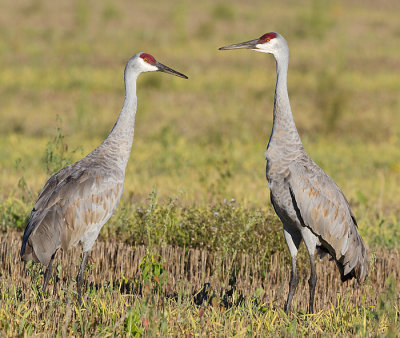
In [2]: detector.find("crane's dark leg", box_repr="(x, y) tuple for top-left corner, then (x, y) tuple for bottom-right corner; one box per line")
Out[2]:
(285, 256), (299, 314)
(283, 226), (302, 314)
(40, 251), (57, 299)
(76, 251), (89, 305)
(302, 228), (318, 313)
(308, 253), (317, 313)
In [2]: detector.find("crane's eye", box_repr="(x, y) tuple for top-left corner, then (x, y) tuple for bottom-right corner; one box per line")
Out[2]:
(260, 36), (271, 43)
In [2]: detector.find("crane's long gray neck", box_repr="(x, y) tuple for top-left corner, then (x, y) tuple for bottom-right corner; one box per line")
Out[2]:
(267, 50), (302, 153)
(95, 68), (138, 170)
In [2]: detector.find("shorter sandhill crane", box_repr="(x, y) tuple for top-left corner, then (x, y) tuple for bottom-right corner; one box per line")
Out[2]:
(219, 32), (368, 313)
(20, 53), (187, 303)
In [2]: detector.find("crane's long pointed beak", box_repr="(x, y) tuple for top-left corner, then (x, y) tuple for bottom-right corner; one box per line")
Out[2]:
(156, 61), (188, 79)
(219, 38), (259, 50)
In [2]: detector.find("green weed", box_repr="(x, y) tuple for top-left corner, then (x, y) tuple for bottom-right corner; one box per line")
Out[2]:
(44, 116), (82, 175)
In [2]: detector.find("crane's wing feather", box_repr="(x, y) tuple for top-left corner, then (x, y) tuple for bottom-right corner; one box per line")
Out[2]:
(287, 158), (366, 279)
(21, 163), (124, 265)
(21, 164), (76, 255)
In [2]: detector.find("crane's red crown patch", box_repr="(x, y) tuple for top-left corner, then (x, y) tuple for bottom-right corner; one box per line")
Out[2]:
(140, 53), (156, 65)
(259, 32), (277, 43)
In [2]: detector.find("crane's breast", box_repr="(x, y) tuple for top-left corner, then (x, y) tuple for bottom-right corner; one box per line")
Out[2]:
(270, 180), (301, 230)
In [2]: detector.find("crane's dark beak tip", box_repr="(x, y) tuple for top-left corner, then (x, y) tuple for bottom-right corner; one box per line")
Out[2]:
(175, 73), (188, 79)
(170, 72), (188, 79)
(218, 45), (235, 51)
(156, 61), (188, 79)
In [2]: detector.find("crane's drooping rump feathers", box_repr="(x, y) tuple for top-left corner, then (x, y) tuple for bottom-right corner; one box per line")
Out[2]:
(219, 32), (368, 313)
(20, 53), (187, 302)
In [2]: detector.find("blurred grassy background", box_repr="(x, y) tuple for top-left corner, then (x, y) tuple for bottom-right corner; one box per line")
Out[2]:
(0, 0), (400, 246)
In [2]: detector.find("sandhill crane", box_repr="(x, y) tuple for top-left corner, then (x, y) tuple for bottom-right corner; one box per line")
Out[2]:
(20, 52), (187, 303)
(219, 32), (368, 313)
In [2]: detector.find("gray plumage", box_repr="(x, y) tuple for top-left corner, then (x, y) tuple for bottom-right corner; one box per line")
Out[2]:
(20, 52), (187, 301)
(220, 32), (368, 313)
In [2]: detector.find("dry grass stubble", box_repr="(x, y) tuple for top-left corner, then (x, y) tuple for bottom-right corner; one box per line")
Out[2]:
(1, 231), (399, 335)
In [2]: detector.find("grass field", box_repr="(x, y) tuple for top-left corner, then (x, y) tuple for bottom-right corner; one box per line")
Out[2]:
(1, 0), (400, 335)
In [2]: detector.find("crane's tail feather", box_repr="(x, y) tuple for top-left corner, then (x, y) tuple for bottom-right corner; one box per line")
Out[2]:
(318, 230), (369, 284)
(20, 240), (40, 263)
(336, 231), (368, 283)
(20, 209), (62, 266)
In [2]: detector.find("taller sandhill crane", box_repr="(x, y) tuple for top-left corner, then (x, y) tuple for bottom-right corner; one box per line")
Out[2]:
(219, 32), (368, 313)
(20, 52), (187, 303)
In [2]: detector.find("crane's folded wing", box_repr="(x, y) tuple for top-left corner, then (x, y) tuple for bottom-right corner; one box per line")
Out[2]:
(287, 159), (358, 266)
(21, 166), (124, 265)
